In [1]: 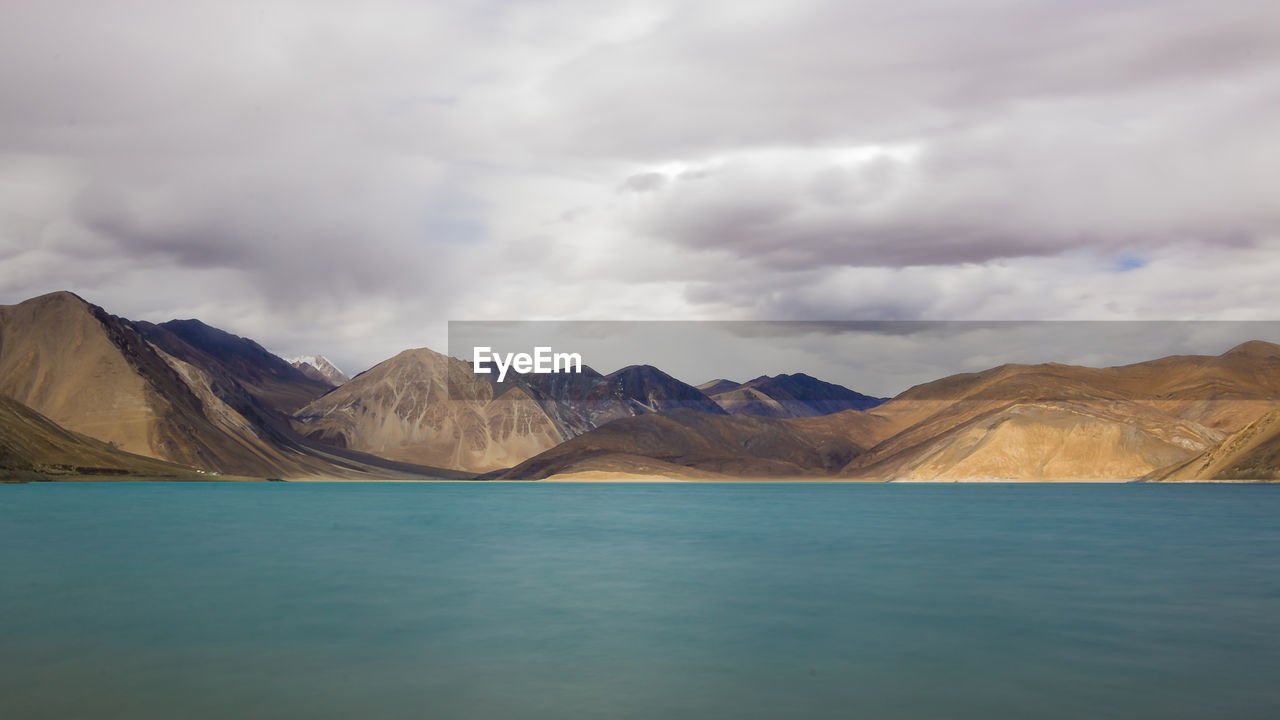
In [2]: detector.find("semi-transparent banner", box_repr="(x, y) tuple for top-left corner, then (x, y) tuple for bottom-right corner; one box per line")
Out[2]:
(447, 320), (1280, 401)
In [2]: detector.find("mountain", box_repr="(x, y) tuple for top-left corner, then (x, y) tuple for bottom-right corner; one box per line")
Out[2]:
(133, 319), (332, 413)
(600, 365), (729, 415)
(702, 372), (886, 418)
(0, 292), (457, 479)
(7, 290), (1278, 482)
(844, 400), (1220, 481)
(1149, 409), (1280, 481)
(504, 364), (727, 437)
(289, 355), (350, 386)
(0, 394), (201, 481)
(696, 379), (741, 395)
(294, 348), (566, 473)
(494, 408), (864, 480)
(295, 354), (730, 473)
(839, 342), (1280, 481)
(500, 341), (1280, 482)
(0, 291), (267, 471)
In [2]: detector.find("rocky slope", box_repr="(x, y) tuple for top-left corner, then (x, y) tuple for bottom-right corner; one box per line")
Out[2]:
(838, 342), (1280, 480)
(133, 319), (332, 414)
(294, 352), (735, 473)
(0, 291), (265, 471)
(0, 394), (200, 480)
(294, 348), (566, 473)
(494, 408), (864, 480)
(1149, 408), (1280, 481)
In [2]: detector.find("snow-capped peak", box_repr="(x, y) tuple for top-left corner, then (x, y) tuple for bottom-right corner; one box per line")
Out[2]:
(288, 354), (350, 386)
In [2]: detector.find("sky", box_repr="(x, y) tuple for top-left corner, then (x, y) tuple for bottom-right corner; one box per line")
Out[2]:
(2, 0), (1279, 382)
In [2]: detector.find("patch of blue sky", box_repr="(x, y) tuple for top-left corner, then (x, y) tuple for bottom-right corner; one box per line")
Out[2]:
(1110, 252), (1149, 272)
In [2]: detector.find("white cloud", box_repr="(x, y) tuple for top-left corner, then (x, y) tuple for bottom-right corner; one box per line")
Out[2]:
(2, 0), (1278, 373)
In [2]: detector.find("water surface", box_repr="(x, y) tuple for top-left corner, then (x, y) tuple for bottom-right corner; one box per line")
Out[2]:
(3, 483), (1279, 719)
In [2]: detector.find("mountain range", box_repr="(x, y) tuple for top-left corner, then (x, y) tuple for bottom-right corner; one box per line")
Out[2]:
(2, 290), (1279, 482)
(293, 353), (730, 473)
(0, 292), (468, 480)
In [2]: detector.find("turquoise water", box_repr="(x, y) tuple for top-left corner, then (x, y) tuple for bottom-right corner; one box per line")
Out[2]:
(2, 483), (1280, 719)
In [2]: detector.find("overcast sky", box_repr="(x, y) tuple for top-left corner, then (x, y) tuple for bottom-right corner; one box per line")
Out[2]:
(3, 0), (1279, 383)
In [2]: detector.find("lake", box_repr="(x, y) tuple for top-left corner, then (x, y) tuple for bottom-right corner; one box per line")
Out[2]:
(3, 482), (1279, 719)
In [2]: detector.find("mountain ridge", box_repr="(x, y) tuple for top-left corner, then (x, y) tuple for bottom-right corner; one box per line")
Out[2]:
(5, 291), (1280, 481)
(500, 342), (1280, 481)
(703, 372), (886, 418)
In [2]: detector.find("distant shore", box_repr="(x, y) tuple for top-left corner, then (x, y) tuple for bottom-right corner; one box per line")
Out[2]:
(7, 474), (1275, 484)
(283, 474), (1278, 484)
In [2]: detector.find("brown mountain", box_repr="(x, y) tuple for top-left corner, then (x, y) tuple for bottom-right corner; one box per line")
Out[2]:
(839, 341), (1280, 480)
(0, 394), (201, 481)
(844, 400), (1221, 481)
(0, 291), (271, 471)
(0, 292), (456, 479)
(498, 341), (1280, 482)
(294, 353), (733, 474)
(7, 290), (1278, 482)
(1149, 409), (1280, 481)
(494, 408), (864, 480)
(294, 348), (566, 473)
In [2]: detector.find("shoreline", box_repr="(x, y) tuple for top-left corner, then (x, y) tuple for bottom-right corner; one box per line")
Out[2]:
(282, 476), (1276, 484)
(8, 474), (1276, 484)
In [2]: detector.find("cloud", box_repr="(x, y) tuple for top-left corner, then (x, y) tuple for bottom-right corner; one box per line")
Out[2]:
(618, 172), (668, 193)
(1, 0), (1278, 374)
(608, 97), (1280, 270)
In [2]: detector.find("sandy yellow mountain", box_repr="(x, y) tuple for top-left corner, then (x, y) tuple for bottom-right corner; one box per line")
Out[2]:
(865, 341), (1280, 439)
(1150, 409), (1280, 481)
(0, 394), (200, 480)
(294, 348), (565, 473)
(837, 342), (1280, 481)
(846, 401), (1219, 481)
(0, 291), (255, 468)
